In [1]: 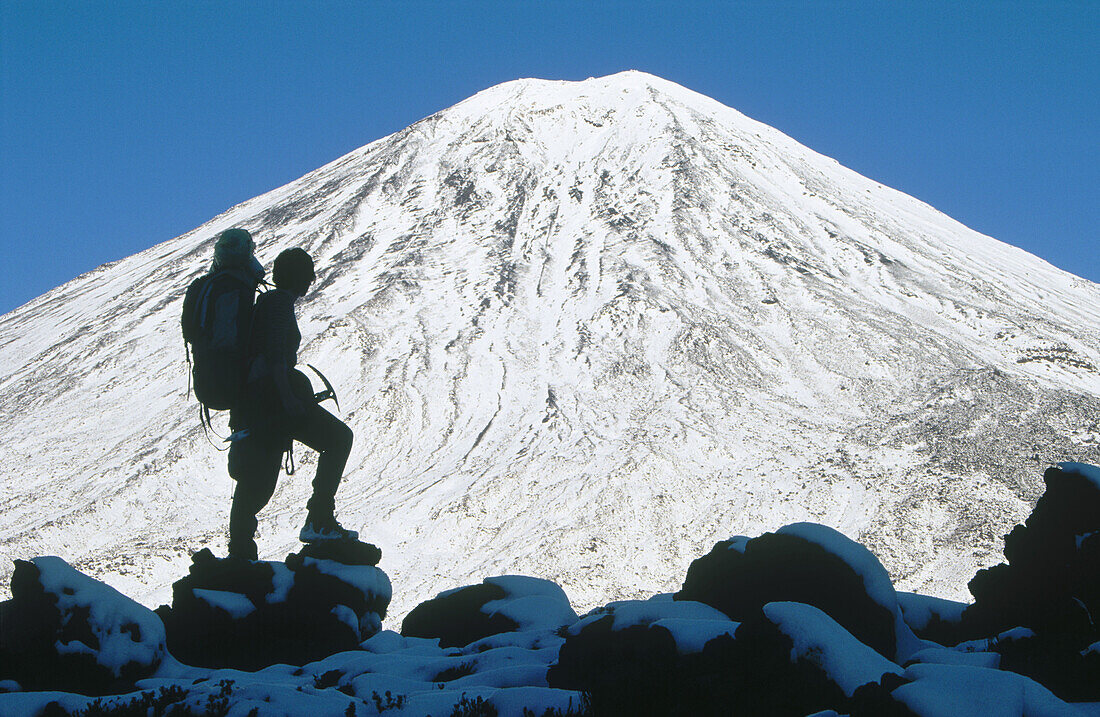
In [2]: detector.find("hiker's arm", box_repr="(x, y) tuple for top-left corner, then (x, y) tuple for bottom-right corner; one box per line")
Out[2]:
(260, 294), (305, 415)
(266, 359), (298, 415)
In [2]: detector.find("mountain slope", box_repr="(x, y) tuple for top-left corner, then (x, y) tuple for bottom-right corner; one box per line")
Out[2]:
(2, 71), (1098, 620)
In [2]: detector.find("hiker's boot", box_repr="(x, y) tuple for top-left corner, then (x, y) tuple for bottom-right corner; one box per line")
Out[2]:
(300, 513), (358, 543)
(227, 534), (259, 561)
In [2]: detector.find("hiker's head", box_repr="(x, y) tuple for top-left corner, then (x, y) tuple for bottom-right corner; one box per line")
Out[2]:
(213, 228), (264, 279)
(213, 228), (254, 268)
(273, 248), (315, 296)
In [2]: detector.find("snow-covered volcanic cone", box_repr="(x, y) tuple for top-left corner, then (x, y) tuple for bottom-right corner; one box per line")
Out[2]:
(2, 71), (1098, 621)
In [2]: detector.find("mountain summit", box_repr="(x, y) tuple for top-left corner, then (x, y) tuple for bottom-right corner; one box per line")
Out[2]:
(2, 71), (1098, 619)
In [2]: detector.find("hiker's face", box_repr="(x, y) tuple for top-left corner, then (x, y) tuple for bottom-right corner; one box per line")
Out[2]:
(298, 273), (315, 298)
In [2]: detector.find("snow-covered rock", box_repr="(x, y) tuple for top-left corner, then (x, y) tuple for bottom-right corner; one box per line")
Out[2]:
(0, 557), (170, 695)
(2, 469), (1098, 714)
(891, 663), (1082, 717)
(564, 595), (737, 654)
(548, 596), (736, 716)
(720, 600), (907, 716)
(156, 545), (390, 670)
(761, 601), (904, 698)
(402, 574), (576, 648)
(676, 521), (921, 661)
(904, 645), (1001, 669)
(897, 591), (969, 645)
(548, 594), (907, 716)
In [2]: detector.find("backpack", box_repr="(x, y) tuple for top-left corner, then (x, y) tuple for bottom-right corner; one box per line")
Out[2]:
(181, 269), (260, 412)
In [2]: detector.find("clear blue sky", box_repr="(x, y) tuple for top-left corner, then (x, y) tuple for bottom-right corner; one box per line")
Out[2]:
(1, 1), (1096, 314)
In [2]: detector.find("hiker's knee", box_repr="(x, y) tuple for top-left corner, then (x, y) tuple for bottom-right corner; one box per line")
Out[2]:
(319, 414), (352, 458)
(335, 420), (353, 453)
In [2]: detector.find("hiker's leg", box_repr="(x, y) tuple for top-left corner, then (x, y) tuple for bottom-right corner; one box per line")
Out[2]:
(290, 404), (353, 518)
(227, 437), (282, 559)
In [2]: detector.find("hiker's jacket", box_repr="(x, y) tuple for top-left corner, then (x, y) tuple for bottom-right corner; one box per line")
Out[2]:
(247, 288), (301, 384)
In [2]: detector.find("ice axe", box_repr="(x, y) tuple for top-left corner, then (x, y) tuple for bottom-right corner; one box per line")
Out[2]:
(306, 363), (340, 411)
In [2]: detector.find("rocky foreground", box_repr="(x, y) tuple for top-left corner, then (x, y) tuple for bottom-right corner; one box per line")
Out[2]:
(1, 464), (1099, 717)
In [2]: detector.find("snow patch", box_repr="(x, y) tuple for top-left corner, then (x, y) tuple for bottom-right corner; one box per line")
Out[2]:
(893, 663), (1080, 717)
(897, 591), (968, 631)
(302, 556), (392, 603)
(762, 601), (903, 697)
(33, 556), (167, 675)
(192, 588), (255, 619)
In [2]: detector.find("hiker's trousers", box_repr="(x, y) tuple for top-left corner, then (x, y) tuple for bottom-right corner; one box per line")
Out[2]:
(226, 402), (352, 559)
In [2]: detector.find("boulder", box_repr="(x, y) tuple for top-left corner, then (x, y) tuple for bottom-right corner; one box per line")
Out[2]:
(676, 523), (920, 661)
(981, 627), (1100, 703)
(547, 597), (740, 716)
(724, 601), (906, 716)
(156, 545), (390, 670)
(402, 575), (577, 648)
(889, 663), (1080, 717)
(964, 463), (1100, 639)
(957, 463), (1100, 699)
(896, 592), (969, 646)
(0, 557), (169, 695)
(295, 538), (382, 566)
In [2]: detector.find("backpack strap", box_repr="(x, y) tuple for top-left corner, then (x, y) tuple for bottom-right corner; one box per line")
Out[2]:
(199, 404), (231, 450)
(283, 443), (296, 476)
(184, 338), (193, 401)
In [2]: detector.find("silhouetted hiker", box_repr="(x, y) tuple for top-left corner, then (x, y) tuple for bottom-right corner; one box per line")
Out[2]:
(227, 247), (356, 561)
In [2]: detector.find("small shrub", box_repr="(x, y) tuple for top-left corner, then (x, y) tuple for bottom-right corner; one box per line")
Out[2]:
(371, 690), (407, 712)
(70, 684), (190, 717)
(433, 660), (478, 682)
(201, 679), (234, 716)
(521, 693), (593, 716)
(449, 694), (498, 717)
